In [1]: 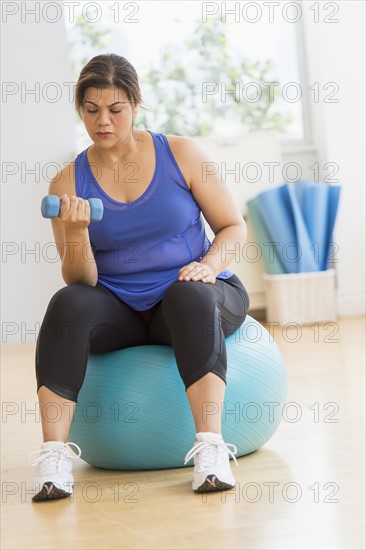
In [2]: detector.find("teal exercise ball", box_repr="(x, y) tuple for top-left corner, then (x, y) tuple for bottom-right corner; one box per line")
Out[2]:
(69, 315), (287, 470)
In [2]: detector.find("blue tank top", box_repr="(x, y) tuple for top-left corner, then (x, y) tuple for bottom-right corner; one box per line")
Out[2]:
(74, 130), (234, 310)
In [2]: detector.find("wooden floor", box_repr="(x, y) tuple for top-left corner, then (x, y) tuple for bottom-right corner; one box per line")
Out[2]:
(1, 316), (365, 550)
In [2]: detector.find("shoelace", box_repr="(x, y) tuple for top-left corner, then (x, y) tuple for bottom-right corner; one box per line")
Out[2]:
(183, 440), (238, 469)
(28, 442), (82, 472)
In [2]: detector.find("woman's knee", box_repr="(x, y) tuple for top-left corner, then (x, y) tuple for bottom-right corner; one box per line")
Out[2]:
(162, 280), (214, 316)
(45, 283), (97, 318)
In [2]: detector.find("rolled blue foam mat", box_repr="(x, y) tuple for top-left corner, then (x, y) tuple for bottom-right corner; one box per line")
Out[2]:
(246, 198), (285, 274)
(255, 183), (318, 273)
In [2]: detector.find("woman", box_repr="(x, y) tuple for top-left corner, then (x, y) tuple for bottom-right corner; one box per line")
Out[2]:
(29, 54), (250, 502)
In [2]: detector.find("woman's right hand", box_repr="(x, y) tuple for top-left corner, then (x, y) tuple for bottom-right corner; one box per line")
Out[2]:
(58, 194), (91, 231)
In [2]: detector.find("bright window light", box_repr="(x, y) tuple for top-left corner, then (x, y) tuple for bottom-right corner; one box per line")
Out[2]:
(64, 1), (305, 150)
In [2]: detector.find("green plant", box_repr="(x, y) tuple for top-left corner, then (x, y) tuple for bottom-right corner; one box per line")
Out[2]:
(136, 16), (294, 136)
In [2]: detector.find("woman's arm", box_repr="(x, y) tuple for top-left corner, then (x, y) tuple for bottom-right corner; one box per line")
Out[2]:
(168, 136), (247, 283)
(48, 165), (98, 286)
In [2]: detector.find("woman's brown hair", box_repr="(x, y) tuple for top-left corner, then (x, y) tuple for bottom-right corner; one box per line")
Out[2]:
(74, 54), (143, 119)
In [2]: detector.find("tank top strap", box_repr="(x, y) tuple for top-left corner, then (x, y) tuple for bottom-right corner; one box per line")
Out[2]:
(74, 148), (90, 198)
(148, 130), (190, 192)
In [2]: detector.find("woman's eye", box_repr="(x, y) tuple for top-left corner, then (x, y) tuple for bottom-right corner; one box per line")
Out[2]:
(86, 110), (121, 114)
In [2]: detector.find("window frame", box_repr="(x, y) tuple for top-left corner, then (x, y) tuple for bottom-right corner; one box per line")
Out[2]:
(280, 14), (315, 153)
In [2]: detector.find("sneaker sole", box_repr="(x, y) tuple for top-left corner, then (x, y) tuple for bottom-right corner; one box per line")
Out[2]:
(194, 475), (235, 493)
(32, 482), (72, 502)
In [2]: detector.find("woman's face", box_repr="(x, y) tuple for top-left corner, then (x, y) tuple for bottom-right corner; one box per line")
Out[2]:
(81, 86), (138, 147)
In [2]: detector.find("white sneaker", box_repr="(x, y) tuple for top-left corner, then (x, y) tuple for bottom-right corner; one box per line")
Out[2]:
(183, 432), (238, 493)
(28, 441), (82, 502)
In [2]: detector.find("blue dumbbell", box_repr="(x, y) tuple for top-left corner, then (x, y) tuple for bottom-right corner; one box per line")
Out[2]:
(41, 195), (104, 222)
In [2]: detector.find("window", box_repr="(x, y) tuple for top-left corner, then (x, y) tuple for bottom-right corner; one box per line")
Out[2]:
(64, 1), (308, 151)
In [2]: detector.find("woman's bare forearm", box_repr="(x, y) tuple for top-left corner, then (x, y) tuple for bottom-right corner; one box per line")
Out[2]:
(200, 224), (247, 276)
(62, 228), (98, 286)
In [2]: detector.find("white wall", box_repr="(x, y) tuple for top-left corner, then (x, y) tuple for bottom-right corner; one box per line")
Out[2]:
(302, 0), (365, 316)
(1, 2), (76, 345)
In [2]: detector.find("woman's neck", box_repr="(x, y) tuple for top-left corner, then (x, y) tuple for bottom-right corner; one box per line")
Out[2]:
(89, 129), (145, 166)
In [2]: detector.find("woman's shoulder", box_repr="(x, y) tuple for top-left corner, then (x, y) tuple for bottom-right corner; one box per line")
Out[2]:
(164, 134), (210, 189)
(48, 160), (77, 197)
(162, 134), (199, 191)
(139, 129), (195, 153)
(164, 133), (194, 149)
(164, 133), (207, 158)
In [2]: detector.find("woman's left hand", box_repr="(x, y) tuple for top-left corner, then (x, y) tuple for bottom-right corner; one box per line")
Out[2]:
(178, 261), (216, 284)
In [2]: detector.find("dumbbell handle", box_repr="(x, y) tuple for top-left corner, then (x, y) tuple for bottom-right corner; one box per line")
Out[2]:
(41, 195), (104, 222)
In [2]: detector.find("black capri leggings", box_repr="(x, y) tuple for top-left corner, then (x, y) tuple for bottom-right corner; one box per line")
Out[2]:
(35, 274), (250, 402)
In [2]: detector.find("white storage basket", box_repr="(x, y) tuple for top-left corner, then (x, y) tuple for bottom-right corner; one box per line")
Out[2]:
(262, 268), (337, 325)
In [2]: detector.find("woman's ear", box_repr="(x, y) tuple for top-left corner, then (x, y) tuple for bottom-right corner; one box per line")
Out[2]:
(132, 102), (139, 119)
